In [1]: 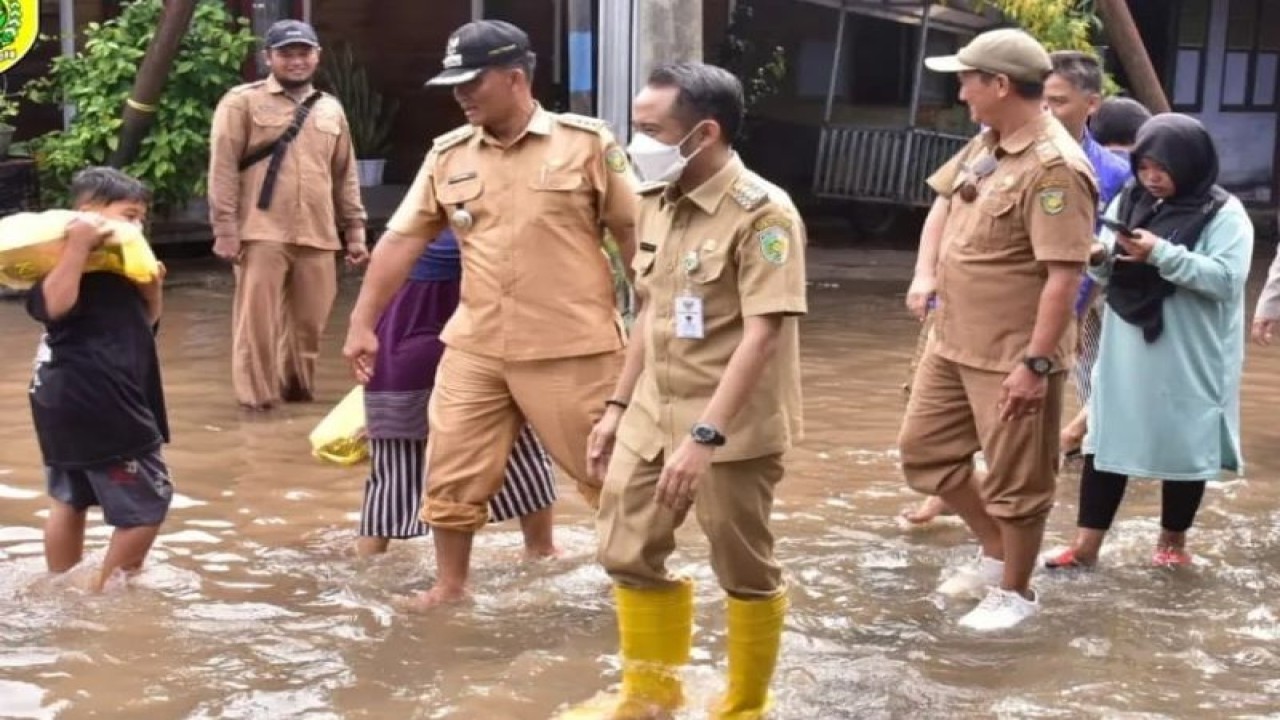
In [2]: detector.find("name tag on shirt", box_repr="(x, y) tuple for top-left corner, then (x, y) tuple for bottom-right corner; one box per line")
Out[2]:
(675, 293), (704, 340)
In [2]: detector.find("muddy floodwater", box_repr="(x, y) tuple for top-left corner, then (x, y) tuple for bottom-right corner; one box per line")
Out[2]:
(3, 257), (1280, 719)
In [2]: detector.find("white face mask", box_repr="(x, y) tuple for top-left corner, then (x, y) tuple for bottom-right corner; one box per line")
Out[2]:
(626, 125), (705, 184)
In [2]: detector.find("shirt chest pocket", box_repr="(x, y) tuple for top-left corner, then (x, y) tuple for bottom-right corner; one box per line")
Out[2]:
(975, 189), (1024, 252)
(435, 176), (485, 231)
(250, 104), (292, 144)
(311, 108), (341, 136)
(529, 170), (592, 222)
(683, 246), (735, 316)
(687, 246), (729, 285)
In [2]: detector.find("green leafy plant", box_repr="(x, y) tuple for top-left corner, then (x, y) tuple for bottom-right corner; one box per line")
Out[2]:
(972, 0), (1120, 93)
(716, 0), (787, 114)
(714, 0), (787, 144)
(22, 0), (255, 212)
(0, 94), (18, 128)
(320, 43), (398, 159)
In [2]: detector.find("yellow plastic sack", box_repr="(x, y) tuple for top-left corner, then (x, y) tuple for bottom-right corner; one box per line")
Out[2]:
(0, 209), (161, 290)
(309, 386), (368, 466)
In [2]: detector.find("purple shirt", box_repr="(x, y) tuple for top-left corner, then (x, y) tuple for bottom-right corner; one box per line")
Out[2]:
(1075, 130), (1132, 315)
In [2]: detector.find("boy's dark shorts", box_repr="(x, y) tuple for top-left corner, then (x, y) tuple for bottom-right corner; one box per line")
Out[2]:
(46, 449), (173, 528)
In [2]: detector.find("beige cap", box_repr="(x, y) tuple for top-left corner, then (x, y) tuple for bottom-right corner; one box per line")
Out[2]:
(925, 28), (1052, 83)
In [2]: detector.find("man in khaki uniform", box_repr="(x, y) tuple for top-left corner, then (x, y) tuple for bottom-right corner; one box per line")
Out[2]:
(343, 20), (636, 609)
(567, 63), (805, 720)
(208, 20), (368, 410)
(897, 29), (1097, 631)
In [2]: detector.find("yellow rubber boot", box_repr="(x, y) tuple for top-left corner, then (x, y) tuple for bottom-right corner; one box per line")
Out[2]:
(713, 593), (788, 720)
(558, 581), (694, 720)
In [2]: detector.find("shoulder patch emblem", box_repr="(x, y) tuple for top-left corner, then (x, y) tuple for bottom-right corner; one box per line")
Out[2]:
(753, 216), (792, 265)
(730, 179), (768, 211)
(557, 113), (609, 134)
(605, 146), (629, 174)
(1038, 187), (1066, 215)
(432, 125), (475, 153)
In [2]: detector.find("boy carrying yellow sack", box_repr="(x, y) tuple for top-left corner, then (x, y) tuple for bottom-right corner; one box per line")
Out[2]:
(0, 207), (161, 290)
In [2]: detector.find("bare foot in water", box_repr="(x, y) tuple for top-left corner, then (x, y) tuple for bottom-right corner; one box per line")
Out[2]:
(899, 496), (953, 526)
(393, 585), (470, 613)
(523, 545), (563, 561)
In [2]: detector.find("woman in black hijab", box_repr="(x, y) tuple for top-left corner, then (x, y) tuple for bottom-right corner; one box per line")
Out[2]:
(1045, 114), (1253, 571)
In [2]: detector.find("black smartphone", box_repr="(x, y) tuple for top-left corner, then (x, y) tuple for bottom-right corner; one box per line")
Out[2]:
(1100, 217), (1138, 238)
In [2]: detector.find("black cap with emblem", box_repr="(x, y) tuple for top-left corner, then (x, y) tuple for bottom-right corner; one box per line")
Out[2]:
(264, 19), (320, 49)
(426, 20), (533, 87)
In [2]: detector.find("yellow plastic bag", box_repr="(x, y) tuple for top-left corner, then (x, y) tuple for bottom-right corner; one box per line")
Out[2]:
(309, 386), (369, 466)
(0, 209), (161, 290)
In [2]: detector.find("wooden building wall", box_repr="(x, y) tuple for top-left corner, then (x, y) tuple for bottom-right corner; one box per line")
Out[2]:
(311, 2), (473, 184)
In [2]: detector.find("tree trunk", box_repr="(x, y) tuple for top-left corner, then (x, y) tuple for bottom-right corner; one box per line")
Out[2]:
(109, 0), (199, 168)
(1096, 0), (1171, 114)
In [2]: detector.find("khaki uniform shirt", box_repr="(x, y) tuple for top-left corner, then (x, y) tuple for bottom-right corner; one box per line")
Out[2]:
(927, 113), (1097, 374)
(617, 155), (807, 464)
(387, 107), (638, 361)
(208, 76), (366, 250)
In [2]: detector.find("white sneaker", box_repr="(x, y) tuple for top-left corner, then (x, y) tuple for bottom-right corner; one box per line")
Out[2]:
(937, 554), (1004, 599)
(959, 587), (1040, 631)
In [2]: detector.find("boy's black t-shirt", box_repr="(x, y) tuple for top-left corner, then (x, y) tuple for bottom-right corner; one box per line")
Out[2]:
(27, 272), (169, 469)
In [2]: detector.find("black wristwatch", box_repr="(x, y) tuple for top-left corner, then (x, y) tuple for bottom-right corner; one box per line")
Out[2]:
(1023, 356), (1053, 376)
(690, 422), (727, 447)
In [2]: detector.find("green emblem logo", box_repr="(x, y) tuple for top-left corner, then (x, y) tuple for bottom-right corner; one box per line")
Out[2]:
(1039, 188), (1066, 216)
(605, 146), (629, 174)
(757, 226), (789, 265)
(0, 0), (37, 74)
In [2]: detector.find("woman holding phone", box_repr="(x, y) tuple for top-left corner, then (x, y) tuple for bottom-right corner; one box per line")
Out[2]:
(1044, 114), (1253, 570)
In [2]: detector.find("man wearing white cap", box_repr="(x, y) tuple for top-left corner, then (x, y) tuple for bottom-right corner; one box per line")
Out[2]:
(897, 28), (1097, 630)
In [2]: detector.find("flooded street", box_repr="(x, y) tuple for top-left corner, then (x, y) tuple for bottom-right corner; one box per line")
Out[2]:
(3, 257), (1280, 719)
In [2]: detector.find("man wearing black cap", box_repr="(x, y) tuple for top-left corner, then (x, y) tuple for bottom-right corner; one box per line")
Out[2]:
(896, 28), (1097, 631)
(208, 20), (368, 411)
(344, 20), (638, 609)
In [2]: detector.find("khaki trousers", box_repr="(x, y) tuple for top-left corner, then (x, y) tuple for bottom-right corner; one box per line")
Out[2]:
(596, 443), (785, 599)
(897, 350), (1064, 522)
(422, 346), (622, 531)
(232, 242), (337, 408)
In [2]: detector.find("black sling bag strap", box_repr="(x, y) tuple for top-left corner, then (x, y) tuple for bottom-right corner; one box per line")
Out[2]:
(237, 91), (323, 210)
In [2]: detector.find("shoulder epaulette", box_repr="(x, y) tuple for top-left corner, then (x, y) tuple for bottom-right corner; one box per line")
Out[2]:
(229, 81), (266, 95)
(729, 176), (769, 211)
(555, 113), (610, 134)
(432, 125), (476, 153)
(1034, 139), (1065, 167)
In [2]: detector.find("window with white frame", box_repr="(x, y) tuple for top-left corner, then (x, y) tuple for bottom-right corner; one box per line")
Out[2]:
(1221, 0), (1280, 110)
(1172, 0), (1210, 110)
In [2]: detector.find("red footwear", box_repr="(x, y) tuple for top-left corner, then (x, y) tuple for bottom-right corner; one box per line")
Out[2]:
(1152, 547), (1192, 567)
(1043, 547), (1095, 570)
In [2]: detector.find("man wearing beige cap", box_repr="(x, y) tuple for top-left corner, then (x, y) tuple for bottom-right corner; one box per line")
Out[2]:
(896, 28), (1097, 630)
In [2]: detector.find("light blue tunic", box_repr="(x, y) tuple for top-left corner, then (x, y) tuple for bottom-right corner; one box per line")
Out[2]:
(1082, 196), (1254, 480)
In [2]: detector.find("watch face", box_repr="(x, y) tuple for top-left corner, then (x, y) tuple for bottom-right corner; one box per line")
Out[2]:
(692, 424), (723, 445)
(1029, 357), (1052, 374)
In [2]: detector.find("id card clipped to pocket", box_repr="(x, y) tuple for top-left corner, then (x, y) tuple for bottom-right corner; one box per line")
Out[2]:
(675, 292), (704, 340)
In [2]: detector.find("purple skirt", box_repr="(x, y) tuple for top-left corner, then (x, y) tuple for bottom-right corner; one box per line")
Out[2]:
(364, 279), (459, 439)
